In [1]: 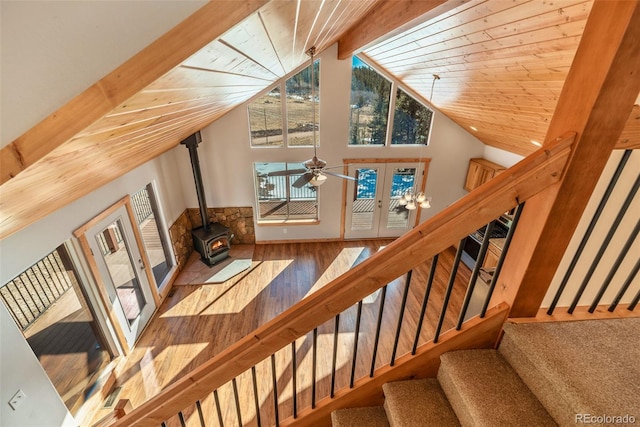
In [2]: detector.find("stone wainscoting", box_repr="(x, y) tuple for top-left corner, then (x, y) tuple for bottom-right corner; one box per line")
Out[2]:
(168, 210), (194, 271)
(169, 207), (255, 271)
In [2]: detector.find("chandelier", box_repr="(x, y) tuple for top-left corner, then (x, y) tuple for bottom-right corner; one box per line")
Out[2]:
(399, 74), (439, 211)
(399, 188), (431, 210)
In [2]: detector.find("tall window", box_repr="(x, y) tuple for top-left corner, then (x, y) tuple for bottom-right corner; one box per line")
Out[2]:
(249, 61), (320, 147)
(248, 87), (283, 147)
(392, 88), (434, 145)
(254, 163), (318, 221)
(349, 57), (433, 146)
(286, 60), (319, 146)
(349, 57), (391, 145)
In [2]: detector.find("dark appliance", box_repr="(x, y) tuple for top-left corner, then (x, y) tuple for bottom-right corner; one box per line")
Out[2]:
(461, 216), (510, 269)
(181, 132), (232, 266)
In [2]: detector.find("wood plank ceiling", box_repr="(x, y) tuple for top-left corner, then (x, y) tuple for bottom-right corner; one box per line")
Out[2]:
(1, 0), (638, 240)
(360, 0), (638, 155)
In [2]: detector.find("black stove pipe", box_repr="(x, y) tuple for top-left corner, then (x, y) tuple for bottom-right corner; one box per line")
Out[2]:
(180, 131), (209, 231)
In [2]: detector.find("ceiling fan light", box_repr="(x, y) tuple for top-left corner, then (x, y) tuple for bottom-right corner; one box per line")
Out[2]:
(416, 192), (426, 203)
(403, 191), (414, 201)
(406, 200), (417, 210)
(420, 199), (431, 209)
(309, 173), (327, 186)
(398, 198), (408, 206)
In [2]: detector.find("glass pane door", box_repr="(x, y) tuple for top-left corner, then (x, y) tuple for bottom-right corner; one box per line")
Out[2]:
(384, 167), (416, 230)
(132, 184), (174, 288)
(352, 168), (379, 230)
(86, 205), (156, 349)
(98, 219), (147, 324)
(345, 162), (426, 239)
(345, 166), (383, 239)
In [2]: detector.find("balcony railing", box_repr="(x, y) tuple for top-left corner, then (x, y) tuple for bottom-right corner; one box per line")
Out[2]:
(1, 246), (75, 331)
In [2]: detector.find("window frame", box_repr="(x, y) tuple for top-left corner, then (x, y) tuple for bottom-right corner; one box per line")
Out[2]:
(348, 55), (435, 148)
(254, 162), (320, 224)
(248, 59), (320, 149)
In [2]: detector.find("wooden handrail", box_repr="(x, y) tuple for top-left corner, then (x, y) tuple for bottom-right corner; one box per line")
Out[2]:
(113, 131), (576, 426)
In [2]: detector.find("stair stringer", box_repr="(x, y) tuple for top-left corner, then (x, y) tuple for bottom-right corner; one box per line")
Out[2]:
(280, 303), (510, 427)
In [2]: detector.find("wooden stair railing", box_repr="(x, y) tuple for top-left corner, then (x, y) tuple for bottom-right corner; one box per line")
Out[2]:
(110, 132), (576, 426)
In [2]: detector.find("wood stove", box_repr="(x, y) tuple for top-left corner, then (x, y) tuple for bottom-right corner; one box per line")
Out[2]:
(181, 131), (232, 266)
(192, 223), (233, 266)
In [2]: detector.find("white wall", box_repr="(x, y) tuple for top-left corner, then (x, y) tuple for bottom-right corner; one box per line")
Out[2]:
(1, 302), (76, 427)
(542, 149), (640, 308)
(1, 0), (206, 147)
(483, 146), (524, 168)
(185, 44), (486, 241)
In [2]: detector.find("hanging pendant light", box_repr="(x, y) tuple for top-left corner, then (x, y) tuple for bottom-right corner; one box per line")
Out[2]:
(306, 47), (326, 187)
(400, 74), (439, 210)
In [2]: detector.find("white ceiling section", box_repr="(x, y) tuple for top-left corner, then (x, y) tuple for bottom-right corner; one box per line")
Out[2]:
(1, 0), (638, 240)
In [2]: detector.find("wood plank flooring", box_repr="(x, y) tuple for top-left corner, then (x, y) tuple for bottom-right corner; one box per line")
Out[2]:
(103, 240), (475, 426)
(24, 288), (111, 415)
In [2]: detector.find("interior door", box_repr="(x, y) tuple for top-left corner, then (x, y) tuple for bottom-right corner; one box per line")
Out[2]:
(86, 206), (156, 349)
(344, 162), (425, 239)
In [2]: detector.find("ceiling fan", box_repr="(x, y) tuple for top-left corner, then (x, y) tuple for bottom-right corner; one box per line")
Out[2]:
(267, 46), (355, 188)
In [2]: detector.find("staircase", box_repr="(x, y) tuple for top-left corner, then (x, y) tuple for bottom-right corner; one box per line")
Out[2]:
(332, 318), (640, 427)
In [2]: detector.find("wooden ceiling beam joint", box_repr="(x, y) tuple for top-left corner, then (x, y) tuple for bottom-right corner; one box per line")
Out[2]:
(337, 0), (451, 60)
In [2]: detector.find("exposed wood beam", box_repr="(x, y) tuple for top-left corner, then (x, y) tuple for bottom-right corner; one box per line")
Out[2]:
(337, 0), (453, 60)
(615, 104), (640, 149)
(495, 0), (640, 317)
(0, 0), (268, 185)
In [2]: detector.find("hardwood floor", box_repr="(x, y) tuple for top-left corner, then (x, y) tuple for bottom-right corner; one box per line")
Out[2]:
(24, 288), (111, 416)
(103, 240), (475, 426)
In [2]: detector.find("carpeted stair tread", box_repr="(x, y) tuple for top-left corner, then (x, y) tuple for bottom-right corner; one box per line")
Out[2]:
(383, 379), (460, 427)
(331, 406), (390, 427)
(438, 349), (556, 427)
(500, 318), (640, 426)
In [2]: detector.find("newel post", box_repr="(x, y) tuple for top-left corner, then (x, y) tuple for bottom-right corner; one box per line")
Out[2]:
(92, 399), (133, 427)
(493, 0), (640, 317)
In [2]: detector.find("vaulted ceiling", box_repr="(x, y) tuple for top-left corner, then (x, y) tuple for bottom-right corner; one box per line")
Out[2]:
(1, 0), (638, 240)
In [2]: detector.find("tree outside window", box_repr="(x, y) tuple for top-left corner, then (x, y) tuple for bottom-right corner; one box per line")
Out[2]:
(349, 57), (391, 145)
(349, 56), (433, 146)
(392, 88), (434, 145)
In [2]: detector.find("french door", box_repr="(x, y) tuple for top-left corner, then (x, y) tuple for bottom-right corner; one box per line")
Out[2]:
(344, 162), (426, 239)
(83, 204), (156, 350)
